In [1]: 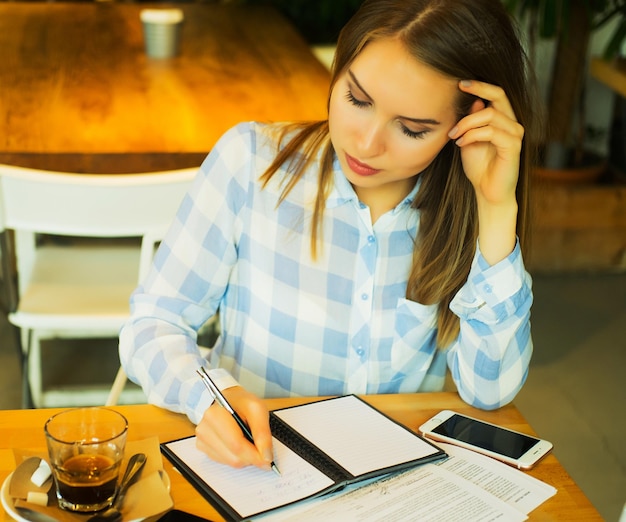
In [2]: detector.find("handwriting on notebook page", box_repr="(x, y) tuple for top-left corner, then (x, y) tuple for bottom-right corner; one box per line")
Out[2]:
(165, 437), (333, 518)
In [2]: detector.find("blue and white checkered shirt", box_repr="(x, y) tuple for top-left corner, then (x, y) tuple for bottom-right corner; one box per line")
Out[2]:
(119, 122), (533, 424)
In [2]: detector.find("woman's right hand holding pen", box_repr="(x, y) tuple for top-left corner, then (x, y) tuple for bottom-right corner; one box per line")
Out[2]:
(195, 386), (275, 471)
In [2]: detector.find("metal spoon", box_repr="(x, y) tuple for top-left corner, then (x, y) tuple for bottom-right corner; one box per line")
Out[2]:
(15, 507), (60, 522)
(87, 452), (147, 522)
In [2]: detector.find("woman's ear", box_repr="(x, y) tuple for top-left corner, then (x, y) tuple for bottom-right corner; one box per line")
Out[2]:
(469, 97), (487, 114)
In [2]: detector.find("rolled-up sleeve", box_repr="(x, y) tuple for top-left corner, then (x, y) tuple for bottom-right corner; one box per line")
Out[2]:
(447, 241), (533, 409)
(119, 124), (252, 424)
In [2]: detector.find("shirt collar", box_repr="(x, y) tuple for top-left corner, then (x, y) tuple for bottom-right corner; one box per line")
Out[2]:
(326, 155), (357, 208)
(326, 153), (420, 213)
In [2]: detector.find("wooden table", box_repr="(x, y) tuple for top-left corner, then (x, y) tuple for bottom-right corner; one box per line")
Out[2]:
(0, 393), (601, 521)
(0, 2), (330, 173)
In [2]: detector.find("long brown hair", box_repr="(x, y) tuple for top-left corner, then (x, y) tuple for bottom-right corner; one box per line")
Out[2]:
(260, 0), (540, 348)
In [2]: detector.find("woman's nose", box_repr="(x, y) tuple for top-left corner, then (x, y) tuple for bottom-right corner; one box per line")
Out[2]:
(355, 120), (385, 158)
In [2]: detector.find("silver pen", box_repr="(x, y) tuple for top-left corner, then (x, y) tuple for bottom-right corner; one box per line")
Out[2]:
(197, 367), (281, 476)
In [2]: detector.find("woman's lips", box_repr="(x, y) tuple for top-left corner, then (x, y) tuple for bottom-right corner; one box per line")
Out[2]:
(345, 153), (381, 176)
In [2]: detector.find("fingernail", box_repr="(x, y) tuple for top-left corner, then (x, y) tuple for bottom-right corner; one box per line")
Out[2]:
(262, 449), (273, 463)
(460, 80), (472, 87)
(448, 126), (458, 138)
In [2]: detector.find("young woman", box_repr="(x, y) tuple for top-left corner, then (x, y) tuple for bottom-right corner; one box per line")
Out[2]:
(120, 0), (540, 471)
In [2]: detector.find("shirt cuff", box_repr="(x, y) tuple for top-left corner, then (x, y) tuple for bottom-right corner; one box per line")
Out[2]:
(472, 240), (525, 301)
(450, 240), (530, 321)
(209, 367), (241, 390)
(189, 368), (240, 425)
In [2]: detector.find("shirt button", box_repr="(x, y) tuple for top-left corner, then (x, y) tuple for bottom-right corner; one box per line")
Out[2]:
(484, 284), (493, 294)
(356, 348), (365, 357)
(367, 235), (375, 243)
(361, 293), (369, 301)
(359, 202), (367, 209)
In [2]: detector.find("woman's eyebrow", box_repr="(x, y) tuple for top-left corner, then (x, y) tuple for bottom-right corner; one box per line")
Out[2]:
(347, 69), (441, 126)
(348, 69), (374, 101)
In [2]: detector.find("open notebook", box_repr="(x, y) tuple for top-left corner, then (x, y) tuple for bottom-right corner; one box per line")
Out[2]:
(161, 395), (446, 521)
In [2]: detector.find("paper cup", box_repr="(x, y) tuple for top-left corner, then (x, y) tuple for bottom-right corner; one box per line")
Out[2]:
(140, 9), (184, 59)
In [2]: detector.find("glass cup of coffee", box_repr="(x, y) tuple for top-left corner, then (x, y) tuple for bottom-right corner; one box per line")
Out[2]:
(44, 407), (128, 512)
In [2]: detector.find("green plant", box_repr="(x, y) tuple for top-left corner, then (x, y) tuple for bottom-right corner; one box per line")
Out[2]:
(504, 0), (626, 169)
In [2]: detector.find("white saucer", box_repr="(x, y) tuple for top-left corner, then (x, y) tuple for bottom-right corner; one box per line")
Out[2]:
(1, 470), (171, 521)
(1, 473), (30, 522)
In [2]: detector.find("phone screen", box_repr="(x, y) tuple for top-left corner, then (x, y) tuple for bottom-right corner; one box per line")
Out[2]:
(432, 414), (539, 459)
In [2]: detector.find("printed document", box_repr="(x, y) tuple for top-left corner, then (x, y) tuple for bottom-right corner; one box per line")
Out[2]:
(257, 442), (556, 521)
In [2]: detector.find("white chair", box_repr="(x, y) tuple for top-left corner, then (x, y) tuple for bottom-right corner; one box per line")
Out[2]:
(0, 164), (197, 408)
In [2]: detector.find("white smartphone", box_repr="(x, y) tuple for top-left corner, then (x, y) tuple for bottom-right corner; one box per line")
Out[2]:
(418, 410), (553, 470)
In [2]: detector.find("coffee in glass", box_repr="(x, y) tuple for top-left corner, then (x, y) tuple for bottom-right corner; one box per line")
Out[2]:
(44, 407), (128, 512)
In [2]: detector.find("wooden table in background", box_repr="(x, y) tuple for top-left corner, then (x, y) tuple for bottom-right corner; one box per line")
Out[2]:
(0, 3), (330, 173)
(0, 393), (601, 521)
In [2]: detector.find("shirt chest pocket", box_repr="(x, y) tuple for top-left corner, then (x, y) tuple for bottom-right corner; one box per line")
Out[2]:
(391, 298), (438, 373)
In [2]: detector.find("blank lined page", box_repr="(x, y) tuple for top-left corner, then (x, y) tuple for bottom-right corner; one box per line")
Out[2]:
(273, 395), (439, 476)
